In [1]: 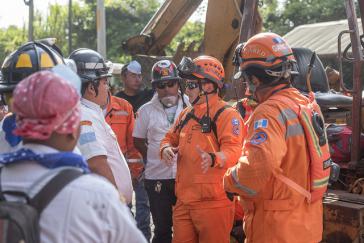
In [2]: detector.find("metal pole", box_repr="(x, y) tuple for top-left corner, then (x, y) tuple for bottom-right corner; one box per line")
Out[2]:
(344, 0), (363, 166)
(68, 0), (72, 54)
(96, 0), (106, 57)
(24, 0), (34, 41)
(239, 0), (258, 42)
(232, 0), (258, 100)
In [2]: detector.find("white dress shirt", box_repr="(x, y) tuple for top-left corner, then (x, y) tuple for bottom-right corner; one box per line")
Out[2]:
(77, 98), (133, 203)
(133, 94), (189, 180)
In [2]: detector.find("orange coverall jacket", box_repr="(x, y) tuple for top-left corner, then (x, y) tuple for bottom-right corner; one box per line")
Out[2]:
(161, 94), (244, 209)
(105, 95), (143, 177)
(224, 86), (323, 243)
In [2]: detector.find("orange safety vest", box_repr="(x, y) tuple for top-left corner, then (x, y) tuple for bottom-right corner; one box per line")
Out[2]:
(271, 92), (331, 203)
(105, 95), (143, 177)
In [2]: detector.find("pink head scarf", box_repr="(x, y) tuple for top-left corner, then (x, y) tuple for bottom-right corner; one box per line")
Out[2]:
(12, 70), (80, 140)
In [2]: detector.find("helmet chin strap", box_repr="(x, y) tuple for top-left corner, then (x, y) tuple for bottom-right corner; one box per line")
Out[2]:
(190, 80), (217, 105)
(250, 62), (292, 100)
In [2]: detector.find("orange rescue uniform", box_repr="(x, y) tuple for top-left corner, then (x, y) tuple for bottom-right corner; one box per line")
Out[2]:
(105, 95), (143, 178)
(224, 86), (323, 243)
(161, 94), (244, 243)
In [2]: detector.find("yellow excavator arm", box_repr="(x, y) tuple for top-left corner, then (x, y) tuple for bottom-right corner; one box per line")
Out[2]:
(123, 0), (262, 99)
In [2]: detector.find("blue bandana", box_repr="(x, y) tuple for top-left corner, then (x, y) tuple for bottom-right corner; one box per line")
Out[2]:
(0, 148), (90, 173)
(2, 114), (22, 147)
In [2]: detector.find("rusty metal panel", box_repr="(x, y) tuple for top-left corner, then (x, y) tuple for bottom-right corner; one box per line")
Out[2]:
(324, 191), (364, 243)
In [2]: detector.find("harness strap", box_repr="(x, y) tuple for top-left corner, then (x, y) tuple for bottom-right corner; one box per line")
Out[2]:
(174, 105), (231, 141)
(275, 173), (311, 202)
(211, 105), (231, 139)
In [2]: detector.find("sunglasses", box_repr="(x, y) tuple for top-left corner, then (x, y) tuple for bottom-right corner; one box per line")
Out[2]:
(185, 81), (200, 90)
(155, 80), (177, 89)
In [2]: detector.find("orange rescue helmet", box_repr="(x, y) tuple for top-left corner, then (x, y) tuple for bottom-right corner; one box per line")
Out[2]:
(234, 32), (297, 81)
(178, 55), (225, 89)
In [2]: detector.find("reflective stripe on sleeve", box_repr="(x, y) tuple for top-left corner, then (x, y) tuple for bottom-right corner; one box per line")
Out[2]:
(277, 108), (297, 124)
(286, 123), (304, 139)
(231, 167), (257, 196)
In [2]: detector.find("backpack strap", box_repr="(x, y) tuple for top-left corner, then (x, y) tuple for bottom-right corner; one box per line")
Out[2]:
(211, 105), (231, 139)
(29, 169), (83, 214)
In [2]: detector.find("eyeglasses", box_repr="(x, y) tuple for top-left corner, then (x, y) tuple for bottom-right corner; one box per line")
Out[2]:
(155, 80), (177, 89)
(185, 81), (200, 90)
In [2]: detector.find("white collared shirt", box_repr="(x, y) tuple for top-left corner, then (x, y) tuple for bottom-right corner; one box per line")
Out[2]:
(133, 94), (189, 179)
(0, 143), (147, 243)
(77, 98), (133, 203)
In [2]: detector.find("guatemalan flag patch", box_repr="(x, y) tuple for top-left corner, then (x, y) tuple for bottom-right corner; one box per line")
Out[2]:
(254, 119), (268, 130)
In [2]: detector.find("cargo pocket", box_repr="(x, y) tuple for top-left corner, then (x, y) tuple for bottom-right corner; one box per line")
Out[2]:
(193, 175), (224, 200)
(263, 199), (296, 241)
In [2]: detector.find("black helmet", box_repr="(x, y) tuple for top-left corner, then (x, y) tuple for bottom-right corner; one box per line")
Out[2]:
(0, 40), (64, 93)
(68, 48), (111, 83)
(151, 60), (180, 83)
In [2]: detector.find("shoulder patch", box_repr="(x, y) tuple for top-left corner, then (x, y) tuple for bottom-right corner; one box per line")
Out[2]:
(231, 118), (240, 126)
(79, 131), (97, 145)
(250, 131), (268, 145)
(254, 119), (268, 130)
(80, 120), (92, 126)
(232, 118), (240, 136)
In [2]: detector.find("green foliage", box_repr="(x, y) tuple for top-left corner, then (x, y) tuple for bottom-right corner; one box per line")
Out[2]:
(166, 21), (204, 56)
(0, 0), (159, 64)
(0, 26), (27, 62)
(0, 0), (353, 65)
(261, 0), (348, 35)
(33, 4), (69, 55)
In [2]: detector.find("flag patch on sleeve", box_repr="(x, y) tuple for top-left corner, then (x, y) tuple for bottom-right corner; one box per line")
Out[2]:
(79, 132), (97, 145)
(254, 119), (268, 130)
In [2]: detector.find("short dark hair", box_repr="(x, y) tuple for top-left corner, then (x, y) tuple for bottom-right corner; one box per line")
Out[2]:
(121, 62), (130, 77)
(81, 80), (100, 96)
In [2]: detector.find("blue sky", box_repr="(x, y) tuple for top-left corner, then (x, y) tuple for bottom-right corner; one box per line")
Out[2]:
(0, 0), (68, 28)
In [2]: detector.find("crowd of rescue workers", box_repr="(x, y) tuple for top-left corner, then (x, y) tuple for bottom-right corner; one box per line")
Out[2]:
(0, 32), (333, 243)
